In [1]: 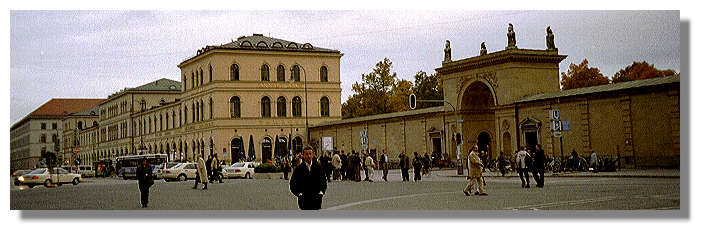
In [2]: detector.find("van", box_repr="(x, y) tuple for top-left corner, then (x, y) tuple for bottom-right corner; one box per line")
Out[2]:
(77, 165), (95, 177)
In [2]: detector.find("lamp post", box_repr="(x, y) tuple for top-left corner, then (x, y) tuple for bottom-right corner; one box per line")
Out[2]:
(410, 94), (463, 174)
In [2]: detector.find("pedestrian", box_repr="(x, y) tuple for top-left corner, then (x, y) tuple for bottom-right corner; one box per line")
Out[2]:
(365, 153), (375, 182)
(289, 145), (327, 210)
(515, 147), (532, 188)
(399, 152), (410, 181)
(352, 151), (362, 182)
(136, 157), (154, 208)
(340, 150), (348, 181)
(463, 145), (487, 196)
(532, 144), (546, 188)
(205, 155), (213, 183)
(379, 149), (389, 181)
(570, 149), (579, 171)
(193, 155), (208, 190)
(497, 153), (506, 177)
(212, 155), (223, 183)
(321, 152), (332, 182)
(282, 154), (291, 180)
(362, 153), (369, 181)
(590, 150), (598, 172)
(423, 153), (431, 175)
(412, 152), (422, 181)
(332, 151), (342, 180)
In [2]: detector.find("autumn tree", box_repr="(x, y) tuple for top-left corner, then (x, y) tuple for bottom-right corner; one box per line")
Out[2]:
(411, 71), (444, 109)
(611, 61), (676, 83)
(389, 79), (413, 113)
(342, 58), (397, 118)
(560, 59), (609, 90)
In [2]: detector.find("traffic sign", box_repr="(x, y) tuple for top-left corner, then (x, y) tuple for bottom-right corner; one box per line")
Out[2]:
(360, 129), (368, 137)
(552, 131), (562, 137)
(550, 109), (561, 120)
(562, 120), (571, 131)
(551, 120), (562, 131)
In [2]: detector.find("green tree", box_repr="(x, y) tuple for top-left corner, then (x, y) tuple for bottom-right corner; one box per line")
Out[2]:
(612, 61), (676, 83)
(342, 58), (397, 118)
(560, 59), (609, 90)
(389, 79), (413, 112)
(411, 71), (444, 109)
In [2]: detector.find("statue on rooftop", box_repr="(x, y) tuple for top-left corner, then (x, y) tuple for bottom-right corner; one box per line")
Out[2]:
(443, 40), (452, 63)
(546, 26), (557, 51)
(480, 42), (487, 55)
(506, 23), (517, 49)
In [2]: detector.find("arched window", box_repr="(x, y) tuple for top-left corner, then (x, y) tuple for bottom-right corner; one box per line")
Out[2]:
(183, 106), (187, 125)
(277, 65), (285, 82)
(140, 99), (146, 111)
(138, 120), (142, 135)
(183, 74), (186, 90)
(261, 97), (271, 118)
(261, 64), (270, 81)
(191, 103), (195, 123)
(230, 96), (241, 118)
(291, 65), (300, 82)
(172, 110), (176, 128)
(195, 102), (199, 122)
(277, 96), (287, 117)
(166, 113), (169, 130)
(209, 65), (213, 82)
(199, 68), (203, 85)
(200, 99), (204, 121)
(78, 121), (83, 130)
(320, 97), (330, 117)
(292, 96), (302, 117)
(191, 72), (195, 89)
(195, 70), (198, 87)
(320, 66), (328, 82)
(159, 114), (163, 131)
(148, 117), (152, 133)
(209, 97), (213, 119)
(230, 64), (239, 81)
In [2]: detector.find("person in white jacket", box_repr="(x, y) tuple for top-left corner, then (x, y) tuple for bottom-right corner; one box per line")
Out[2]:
(364, 154), (375, 182)
(193, 155), (208, 190)
(332, 151), (342, 181)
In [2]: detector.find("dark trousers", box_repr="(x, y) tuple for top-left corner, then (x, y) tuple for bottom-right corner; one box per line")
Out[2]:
(283, 171), (289, 180)
(532, 168), (544, 187)
(297, 194), (323, 210)
(401, 168), (410, 181)
(194, 173), (208, 189)
(518, 168), (531, 187)
(139, 186), (149, 206)
(381, 163), (388, 180)
(413, 167), (422, 181)
(363, 167), (369, 181)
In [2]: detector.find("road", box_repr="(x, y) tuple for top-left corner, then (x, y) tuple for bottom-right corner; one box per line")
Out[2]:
(10, 171), (680, 210)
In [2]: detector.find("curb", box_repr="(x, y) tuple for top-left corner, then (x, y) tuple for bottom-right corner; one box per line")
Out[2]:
(442, 174), (680, 178)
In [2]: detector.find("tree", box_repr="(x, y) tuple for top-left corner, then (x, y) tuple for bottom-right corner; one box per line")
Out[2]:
(612, 61), (676, 83)
(411, 71), (444, 109)
(560, 59), (609, 90)
(342, 58), (397, 118)
(389, 79), (413, 112)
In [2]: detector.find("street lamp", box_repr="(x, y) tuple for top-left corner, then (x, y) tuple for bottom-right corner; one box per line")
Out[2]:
(409, 94), (464, 174)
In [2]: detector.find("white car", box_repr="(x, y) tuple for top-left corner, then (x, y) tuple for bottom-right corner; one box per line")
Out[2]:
(159, 163), (197, 181)
(223, 162), (258, 179)
(155, 162), (180, 179)
(18, 168), (82, 188)
(77, 165), (95, 177)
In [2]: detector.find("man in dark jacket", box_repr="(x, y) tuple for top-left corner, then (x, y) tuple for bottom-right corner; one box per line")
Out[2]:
(412, 152), (423, 181)
(289, 145), (328, 210)
(340, 151), (348, 181)
(399, 152), (410, 181)
(205, 155), (213, 183)
(136, 158), (153, 208)
(532, 144), (546, 188)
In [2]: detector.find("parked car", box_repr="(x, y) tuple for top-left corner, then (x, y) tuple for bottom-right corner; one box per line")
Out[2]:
(158, 163), (197, 181)
(13, 169), (33, 186)
(223, 162), (257, 179)
(77, 165), (95, 177)
(155, 162), (180, 179)
(18, 168), (82, 188)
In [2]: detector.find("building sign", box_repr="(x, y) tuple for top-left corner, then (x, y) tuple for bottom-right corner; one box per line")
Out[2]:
(322, 137), (333, 151)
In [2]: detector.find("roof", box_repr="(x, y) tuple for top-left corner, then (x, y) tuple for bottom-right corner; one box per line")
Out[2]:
(518, 74), (680, 103)
(181, 34), (341, 65)
(311, 106), (446, 128)
(69, 105), (100, 116)
(12, 98), (105, 130)
(129, 78), (181, 92)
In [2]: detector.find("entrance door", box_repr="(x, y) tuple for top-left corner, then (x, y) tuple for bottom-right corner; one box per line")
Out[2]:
(524, 131), (538, 151)
(432, 137), (442, 156)
(231, 138), (243, 163)
(262, 137), (272, 163)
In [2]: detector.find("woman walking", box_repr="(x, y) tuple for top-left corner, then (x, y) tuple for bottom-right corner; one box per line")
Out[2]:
(136, 157), (154, 208)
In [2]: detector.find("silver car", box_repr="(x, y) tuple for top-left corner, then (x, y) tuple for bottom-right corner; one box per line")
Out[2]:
(18, 168), (82, 188)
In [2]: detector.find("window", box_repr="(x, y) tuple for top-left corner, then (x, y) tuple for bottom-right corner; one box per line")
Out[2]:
(277, 65), (285, 82)
(209, 98), (213, 119)
(261, 64), (270, 81)
(52, 123), (57, 130)
(78, 121), (83, 130)
(261, 97), (271, 118)
(159, 114), (163, 131)
(40, 134), (46, 143)
(277, 96), (287, 117)
(191, 103), (195, 123)
(195, 102), (199, 122)
(183, 75), (187, 90)
(200, 100), (204, 121)
(191, 72), (195, 89)
(292, 96), (302, 117)
(199, 68), (203, 85)
(291, 65), (300, 81)
(52, 134), (57, 143)
(166, 113), (169, 130)
(230, 97), (241, 118)
(172, 111), (176, 128)
(230, 64), (239, 81)
(209, 65), (213, 82)
(320, 97), (330, 117)
(320, 66), (328, 82)
(41, 123), (46, 130)
(140, 99), (146, 111)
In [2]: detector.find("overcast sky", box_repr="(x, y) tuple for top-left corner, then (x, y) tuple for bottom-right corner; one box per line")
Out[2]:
(9, 10), (680, 124)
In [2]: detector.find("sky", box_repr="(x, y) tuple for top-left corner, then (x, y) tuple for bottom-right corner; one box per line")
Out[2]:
(9, 10), (680, 124)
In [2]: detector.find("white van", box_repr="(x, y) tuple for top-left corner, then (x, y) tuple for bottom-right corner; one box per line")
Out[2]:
(77, 165), (95, 177)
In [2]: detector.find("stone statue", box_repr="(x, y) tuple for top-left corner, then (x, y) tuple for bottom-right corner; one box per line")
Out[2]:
(506, 23), (517, 49)
(480, 42), (487, 55)
(443, 40), (452, 63)
(546, 26), (557, 50)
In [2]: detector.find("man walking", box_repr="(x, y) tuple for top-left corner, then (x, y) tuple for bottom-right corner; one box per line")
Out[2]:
(399, 152), (411, 181)
(332, 151), (342, 181)
(193, 155), (208, 190)
(379, 149), (389, 181)
(205, 155), (213, 183)
(282, 154), (291, 180)
(365, 154), (375, 182)
(136, 157), (154, 208)
(340, 151), (348, 181)
(463, 145), (487, 196)
(515, 147), (532, 188)
(412, 152), (423, 182)
(289, 145), (327, 210)
(532, 144), (546, 188)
